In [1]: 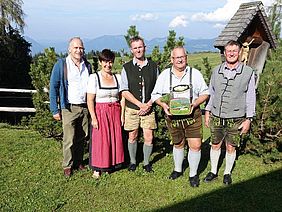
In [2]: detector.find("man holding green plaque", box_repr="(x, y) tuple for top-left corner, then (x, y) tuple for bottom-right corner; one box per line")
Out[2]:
(151, 46), (209, 187)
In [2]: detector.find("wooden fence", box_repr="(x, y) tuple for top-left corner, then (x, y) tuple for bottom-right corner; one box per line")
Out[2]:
(0, 88), (36, 112)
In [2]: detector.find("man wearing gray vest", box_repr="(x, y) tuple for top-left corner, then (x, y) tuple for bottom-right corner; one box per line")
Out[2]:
(121, 36), (158, 173)
(204, 40), (256, 185)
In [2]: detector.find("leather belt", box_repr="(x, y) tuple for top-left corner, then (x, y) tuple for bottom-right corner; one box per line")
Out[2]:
(69, 103), (87, 107)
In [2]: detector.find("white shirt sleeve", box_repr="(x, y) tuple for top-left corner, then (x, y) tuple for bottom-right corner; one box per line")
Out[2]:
(120, 68), (129, 91)
(87, 73), (98, 94)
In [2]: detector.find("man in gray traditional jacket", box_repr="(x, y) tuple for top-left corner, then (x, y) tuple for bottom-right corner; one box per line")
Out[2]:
(204, 40), (256, 185)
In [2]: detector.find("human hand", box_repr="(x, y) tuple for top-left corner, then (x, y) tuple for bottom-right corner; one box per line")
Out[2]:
(53, 113), (61, 121)
(161, 102), (172, 116)
(189, 103), (196, 115)
(204, 111), (210, 128)
(138, 103), (151, 116)
(238, 119), (251, 135)
(139, 103), (150, 111)
(92, 119), (99, 129)
(121, 115), (125, 126)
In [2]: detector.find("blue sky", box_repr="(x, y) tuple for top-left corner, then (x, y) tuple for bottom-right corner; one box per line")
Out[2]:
(23, 0), (275, 42)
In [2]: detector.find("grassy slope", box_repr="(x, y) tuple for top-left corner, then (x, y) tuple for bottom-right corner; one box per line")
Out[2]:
(188, 52), (221, 70)
(0, 124), (281, 212)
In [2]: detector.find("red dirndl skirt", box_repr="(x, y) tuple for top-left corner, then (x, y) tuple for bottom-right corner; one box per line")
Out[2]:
(89, 102), (124, 171)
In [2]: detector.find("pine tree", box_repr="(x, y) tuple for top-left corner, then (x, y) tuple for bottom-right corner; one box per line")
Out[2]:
(151, 45), (162, 66)
(267, 0), (282, 39)
(247, 40), (282, 163)
(159, 30), (185, 71)
(0, 0), (25, 36)
(124, 25), (139, 47)
(0, 28), (32, 88)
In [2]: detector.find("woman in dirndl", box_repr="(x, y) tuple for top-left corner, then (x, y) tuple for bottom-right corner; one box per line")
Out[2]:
(87, 49), (124, 178)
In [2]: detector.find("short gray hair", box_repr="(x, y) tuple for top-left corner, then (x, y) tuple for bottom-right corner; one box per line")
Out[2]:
(68, 37), (84, 48)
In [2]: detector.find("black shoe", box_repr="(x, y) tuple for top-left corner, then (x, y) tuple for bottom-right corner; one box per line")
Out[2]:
(168, 171), (182, 180)
(223, 174), (232, 185)
(189, 175), (200, 187)
(143, 164), (153, 173)
(204, 172), (218, 183)
(128, 163), (136, 172)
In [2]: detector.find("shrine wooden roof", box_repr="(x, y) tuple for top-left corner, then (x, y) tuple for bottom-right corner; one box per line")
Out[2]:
(214, 1), (277, 49)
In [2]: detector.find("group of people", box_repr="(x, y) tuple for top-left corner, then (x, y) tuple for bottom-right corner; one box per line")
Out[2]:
(49, 36), (256, 187)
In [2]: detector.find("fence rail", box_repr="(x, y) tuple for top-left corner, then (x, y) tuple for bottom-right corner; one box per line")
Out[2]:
(0, 88), (37, 93)
(0, 107), (36, 112)
(0, 88), (37, 113)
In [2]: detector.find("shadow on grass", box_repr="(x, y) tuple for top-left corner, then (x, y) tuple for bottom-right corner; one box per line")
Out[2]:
(153, 169), (282, 212)
(152, 136), (248, 177)
(151, 139), (173, 164)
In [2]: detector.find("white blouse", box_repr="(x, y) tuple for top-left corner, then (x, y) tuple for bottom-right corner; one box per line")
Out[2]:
(87, 71), (121, 103)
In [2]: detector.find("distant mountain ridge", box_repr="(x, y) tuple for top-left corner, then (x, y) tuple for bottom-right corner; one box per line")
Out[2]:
(25, 35), (218, 55)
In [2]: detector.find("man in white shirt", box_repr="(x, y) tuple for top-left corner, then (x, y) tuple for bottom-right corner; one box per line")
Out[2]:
(151, 46), (209, 187)
(49, 37), (91, 177)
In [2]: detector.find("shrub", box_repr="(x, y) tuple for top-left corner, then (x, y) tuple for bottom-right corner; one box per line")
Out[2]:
(245, 41), (282, 163)
(29, 48), (62, 139)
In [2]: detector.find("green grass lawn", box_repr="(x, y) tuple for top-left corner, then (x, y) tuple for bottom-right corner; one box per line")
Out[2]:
(188, 52), (221, 70)
(0, 123), (281, 211)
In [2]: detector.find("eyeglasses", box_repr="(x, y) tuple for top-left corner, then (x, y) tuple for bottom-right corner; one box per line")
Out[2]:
(172, 55), (186, 60)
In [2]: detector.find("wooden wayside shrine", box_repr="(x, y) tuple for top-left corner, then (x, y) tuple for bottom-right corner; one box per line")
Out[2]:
(214, 1), (278, 87)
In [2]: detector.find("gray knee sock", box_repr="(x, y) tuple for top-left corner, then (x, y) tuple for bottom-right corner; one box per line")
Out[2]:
(224, 151), (236, 175)
(128, 141), (137, 164)
(188, 149), (201, 177)
(173, 146), (184, 173)
(210, 148), (221, 174)
(143, 144), (153, 166)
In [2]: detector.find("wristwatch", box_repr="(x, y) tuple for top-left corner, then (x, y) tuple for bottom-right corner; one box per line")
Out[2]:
(246, 117), (254, 122)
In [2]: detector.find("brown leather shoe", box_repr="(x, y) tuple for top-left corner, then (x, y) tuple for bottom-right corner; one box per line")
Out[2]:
(78, 164), (86, 171)
(64, 168), (72, 177)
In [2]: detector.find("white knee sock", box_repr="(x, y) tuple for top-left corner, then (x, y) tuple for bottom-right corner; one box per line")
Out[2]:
(188, 149), (201, 177)
(224, 151), (236, 175)
(210, 148), (221, 175)
(173, 146), (184, 173)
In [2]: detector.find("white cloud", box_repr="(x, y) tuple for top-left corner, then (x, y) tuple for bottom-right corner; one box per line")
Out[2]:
(169, 15), (188, 28)
(191, 0), (275, 23)
(262, 0), (275, 6)
(213, 23), (226, 29)
(131, 13), (158, 21)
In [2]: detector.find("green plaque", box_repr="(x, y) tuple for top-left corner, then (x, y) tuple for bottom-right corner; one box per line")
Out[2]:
(169, 98), (191, 115)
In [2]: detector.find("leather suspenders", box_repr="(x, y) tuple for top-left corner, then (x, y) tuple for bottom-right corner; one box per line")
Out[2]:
(169, 66), (193, 103)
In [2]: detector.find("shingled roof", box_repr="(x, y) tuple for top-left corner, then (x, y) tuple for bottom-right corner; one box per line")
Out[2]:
(214, 1), (277, 49)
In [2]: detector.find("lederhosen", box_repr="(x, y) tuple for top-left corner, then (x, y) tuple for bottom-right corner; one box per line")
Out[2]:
(165, 67), (202, 144)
